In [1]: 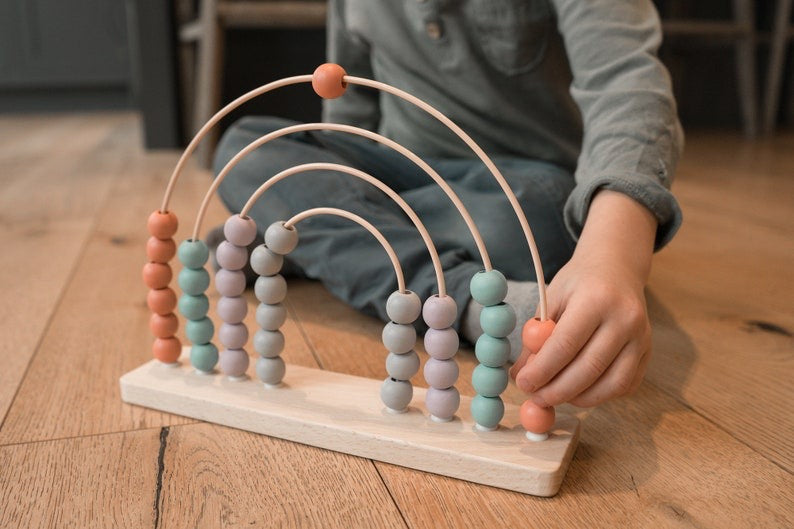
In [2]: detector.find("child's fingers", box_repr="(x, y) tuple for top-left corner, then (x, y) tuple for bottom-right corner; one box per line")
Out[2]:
(509, 348), (533, 379)
(567, 341), (646, 408)
(527, 327), (627, 407)
(625, 345), (652, 395)
(516, 299), (601, 393)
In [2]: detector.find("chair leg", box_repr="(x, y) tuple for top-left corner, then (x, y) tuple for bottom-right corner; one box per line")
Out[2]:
(194, 0), (224, 167)
(763, 0), (793, 134)
(734, 0), (759, 138)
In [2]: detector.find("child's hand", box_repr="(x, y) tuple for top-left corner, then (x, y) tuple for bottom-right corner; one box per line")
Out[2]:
(511, 190), (659, 408)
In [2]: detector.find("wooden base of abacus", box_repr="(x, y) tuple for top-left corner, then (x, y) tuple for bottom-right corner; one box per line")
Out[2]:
(120, 349), (580, 497)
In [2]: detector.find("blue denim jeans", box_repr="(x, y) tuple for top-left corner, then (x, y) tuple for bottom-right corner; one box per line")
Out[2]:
(214, 116), (576, 331)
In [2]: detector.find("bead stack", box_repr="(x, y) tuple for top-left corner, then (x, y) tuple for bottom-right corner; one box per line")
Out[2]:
(215, 214), (257, 378)
(518, 317), (557, 441)
(469, 270), (515, 431)
(144, 210), (181, 364)
(251, 221), (297, 387)
(422, 295), (461, 422)
(380, 290), (422, 413)
(177, 238), (217, 372)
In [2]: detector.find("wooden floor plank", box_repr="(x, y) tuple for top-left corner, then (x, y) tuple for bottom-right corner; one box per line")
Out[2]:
(0, 114), (135, 423)
(0, 428), (161, 528)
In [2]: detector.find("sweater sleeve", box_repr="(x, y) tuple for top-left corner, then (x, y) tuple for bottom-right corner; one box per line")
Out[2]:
(550, 0), (684, 250)
(322, 0), (381, 131)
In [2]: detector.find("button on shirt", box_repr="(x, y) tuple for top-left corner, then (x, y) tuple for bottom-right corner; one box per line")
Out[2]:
(324, 0), (683, 249)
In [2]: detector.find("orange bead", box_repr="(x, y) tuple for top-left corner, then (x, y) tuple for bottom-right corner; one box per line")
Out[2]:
(521, 317), (556, 354)
(312, 63), (347, 99)
(146, 236), (176, 263)
(519, 400), (556, 434)
(147, 210), (179, 239)
(150, 312), (178, 338)
(142, 262), (172, 289)
(147, 287), (177, 315)
(153, 336), (181, 363)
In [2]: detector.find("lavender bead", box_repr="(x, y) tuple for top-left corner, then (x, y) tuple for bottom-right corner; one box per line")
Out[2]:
(253, 329), (285, 358)
(423, 328), (459, 360)
(423, 358), (459, 389)
(386, 290), (421, 325)
(216, 241), (248, 270)
(219, 322), (249, 350)
(255, 274), (287, 304)
(217, 296), (247, 324)
(215, 269), (246, 297)
(256, 356), (286, 386)
(385, 351), (420, 380)
(250, 244), (283, 276)
(219, 348), (249, 377)
(255, 302), (287, 331)
(381, 322), (416, 354)
(264, 221), (298, 255)
(422, 295), (458, 330)
(380, 378), (413, 412)
(224, 214), (257, 247)
(425, 386), (460, 421)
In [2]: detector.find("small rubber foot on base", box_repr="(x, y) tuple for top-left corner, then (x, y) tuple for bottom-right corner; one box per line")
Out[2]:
(525, 431), (549, 442)
(263, 382), (283, 389)
(385, 407), (408, 414)
(194, 369), (214, 376)
(228, 374), (249, 382)
(475, 423), (498, 432)
(160, 361), (180, 368)
(431, 415), (453, 423)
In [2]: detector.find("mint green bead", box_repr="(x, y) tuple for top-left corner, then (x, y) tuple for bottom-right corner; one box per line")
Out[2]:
(178, 267), (210, 296)
(178, 239), (209, 269)
(469, 269), (508, 306)
(472, 364), (508, 397)
(179, 293), (209, 320)
(190, 342), (218, 372)
(186, 317), (214, 344)
(470, 394), (504, 429)
(480, 302), (516, 338)
(475, 334), (511, 367)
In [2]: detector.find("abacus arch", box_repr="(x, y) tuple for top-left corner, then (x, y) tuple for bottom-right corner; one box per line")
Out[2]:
(160, 74), (313, 212)
(283, 207), (407, 293)
(344, 75), (549, 320)
(191, 122), (493, 271)
(238, 162), (448, 297)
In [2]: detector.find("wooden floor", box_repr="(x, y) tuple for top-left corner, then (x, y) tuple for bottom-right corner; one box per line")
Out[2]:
(0, 113), (792, 528)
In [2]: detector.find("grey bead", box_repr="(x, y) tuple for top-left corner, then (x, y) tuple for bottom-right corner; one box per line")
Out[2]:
(218, 322), (249, 350)
(423, 328), (459, 360)
(422, 294), (458, 330)
(386, 290), (421, 324)
(215, 269), (246, 297)
(224, 214), (257, 247)
(256, 356), (286, 385)
(217, 296), (247, 324)
(253, 329), (285, 358)
(216, 241), (248, 270)
(381, 322), (416, 354)
(250, 244), (283, 276)
(385, 350), (420, 380)
(423, 358), (459, 389)
(256, 302), (287, 331)
(380, 377), (413, 411)
(264, 221), (299, 255)
(255, 274), (287, 304)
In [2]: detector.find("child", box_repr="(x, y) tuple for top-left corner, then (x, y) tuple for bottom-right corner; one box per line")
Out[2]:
(212, 0), (683, 408)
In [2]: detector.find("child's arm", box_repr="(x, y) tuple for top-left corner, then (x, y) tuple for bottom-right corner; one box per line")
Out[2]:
(514, 189), (656, 407)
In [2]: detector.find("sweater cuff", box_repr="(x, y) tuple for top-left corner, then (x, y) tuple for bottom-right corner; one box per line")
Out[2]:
(563, 173), (683, 251)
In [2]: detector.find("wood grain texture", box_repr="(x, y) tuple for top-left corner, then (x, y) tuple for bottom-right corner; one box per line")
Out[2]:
(0, 428), (161, 528)
(121, 352), (580, 497)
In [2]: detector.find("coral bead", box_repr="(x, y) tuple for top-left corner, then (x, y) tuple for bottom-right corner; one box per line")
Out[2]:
(522, 317), (556, 354)
(422, 294), (458, 330)
(224, 215), (257, 247)
(142, 262), (172, 289)
(153, 336), (181, 363)
(146, 236), (176, 263)
(149, 313), (178, 338)
(312, 63), (347, 99)
(469, 269), (508, 307)
(147, 210), (178, 239)
(519, 400), (556, 434)
(177, 239), (209, 269)
(147, 287), (177, 315)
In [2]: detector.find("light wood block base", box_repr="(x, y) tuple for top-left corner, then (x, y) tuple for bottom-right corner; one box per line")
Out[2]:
(120, 350), (580, 497)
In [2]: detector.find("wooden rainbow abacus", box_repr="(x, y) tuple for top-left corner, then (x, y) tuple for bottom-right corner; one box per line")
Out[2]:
(121, 64), (580, 497)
